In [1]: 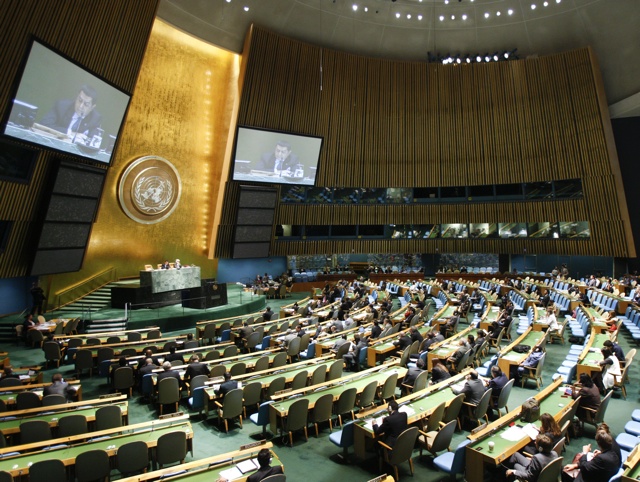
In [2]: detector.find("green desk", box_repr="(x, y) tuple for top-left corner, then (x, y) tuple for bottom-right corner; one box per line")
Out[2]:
(576, 332), (610, 378)
(465, 378), (575, 482)
(428, 328), (480, 370)
(497, 330), (545, 376)
(0, 421), (192, 477)
(0, 401), (128, 438)
(269, 368), (403, 435)
(353, 371), (469, 459)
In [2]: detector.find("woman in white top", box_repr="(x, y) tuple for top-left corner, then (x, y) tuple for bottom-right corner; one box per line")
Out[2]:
(599, 347), (621, 390)
(543, 306), (559, 332)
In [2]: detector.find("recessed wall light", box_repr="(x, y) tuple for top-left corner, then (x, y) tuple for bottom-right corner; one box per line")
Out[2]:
(243, 5), (249, 11)
(462, 14), (467, 20)
(484, 12), (489, 18)
(508, 9), (514, 15)
(439, 15), (445, 21)
(531, 4), (537, 9)
(352, 4), (358, 11)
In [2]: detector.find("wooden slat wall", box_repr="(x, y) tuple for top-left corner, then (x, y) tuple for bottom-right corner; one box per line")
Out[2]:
(219, 26), (634, 258)
(0, 0), (159, 278)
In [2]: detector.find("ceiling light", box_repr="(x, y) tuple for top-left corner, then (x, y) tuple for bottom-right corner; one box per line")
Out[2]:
(493, 54), (499, 61)
(451, 15), (455, 20)
(496, 11), (501, 16)
(444, 0), (449, 4)
(352, 4), (358, 11)
(531, 4), (537, 9)
(225, 0), (231, 3)
(417, 14), (423, 20)
(508, 9), (514, 15)
(484, 12), (490, 18)
(439, 15), (445, 21)
(396, 12), (400, 18)
(556, 0), (561, 3)
(407, 13), (411, 19)
(462, 14), (468, 20)
(243, 5), (249, 11)
(543, 1), (548, 5)
(364, 6), (368, 11)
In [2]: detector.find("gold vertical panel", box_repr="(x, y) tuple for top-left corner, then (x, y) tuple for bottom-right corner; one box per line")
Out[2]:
(45, 20), (239, 297)
(219, 26), (633, 258)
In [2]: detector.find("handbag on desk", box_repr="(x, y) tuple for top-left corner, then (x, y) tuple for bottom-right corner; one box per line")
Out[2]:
(520, 397), (540, 423)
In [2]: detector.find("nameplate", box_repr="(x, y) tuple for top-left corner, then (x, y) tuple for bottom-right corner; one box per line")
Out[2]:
(99, 393), (121, 399)
(239, 440), (267, 451)
(159, 411), (184, 420)
(274, 388), (292, 396)
(367, 475), (389, 482)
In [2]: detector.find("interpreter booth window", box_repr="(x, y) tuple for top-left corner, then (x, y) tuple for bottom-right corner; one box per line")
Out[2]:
(499, 223), (528, 238)
(413, 187), (439, 203)
(528, 222), (555, 238)
(358, 225), (385, 238)
(469, 223), (497, 238)
(441, 223), (468, 238)
(275, 224), (302, 239)
(0, 221), (11, 253)
(386, 188), (412, 204)
(559, 221), (590, 238)
(390, 225), (410, 239)
(280, 185), (306, 203)
(468, 185), (495, 202)
(305, 225), (330, 238)
(554, 179), (583, 199)
(495, 183), (522, 201)
(525, 181), (553, 200)
(333, 188), (359, 205)
(305, 187), (333, 204)
(425, 224), (441, 238)
(405, 225), (436, 239)
(440, 186), (466, 203)
(331, 225), (357, 237)
(360, 188), (387, 204)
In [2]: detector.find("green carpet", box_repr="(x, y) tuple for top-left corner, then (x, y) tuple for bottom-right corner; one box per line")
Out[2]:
(2, 298), (638, 482)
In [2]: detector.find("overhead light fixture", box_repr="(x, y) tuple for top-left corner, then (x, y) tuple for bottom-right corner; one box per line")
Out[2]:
(484, 12), (489, 18)
(352, 4), (358, 11)
(496, 11), (501, 16)
(462, 14), (467, 20)
(531, 4), (537, 9)
(508, 9), (514, 15)
(395, 12), (400, 18)
(243, 5), (249, 11)
(439, 15), (445, 21)
(451, 14), (455, 19)
(417, 14), (423, 20)
(407, 13), (411, 19)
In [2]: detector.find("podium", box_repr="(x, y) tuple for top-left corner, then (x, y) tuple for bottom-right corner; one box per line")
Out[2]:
(182, 280), (228, 309)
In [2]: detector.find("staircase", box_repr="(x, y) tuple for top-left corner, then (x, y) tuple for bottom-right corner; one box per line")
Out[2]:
(54, 283), (115, 317)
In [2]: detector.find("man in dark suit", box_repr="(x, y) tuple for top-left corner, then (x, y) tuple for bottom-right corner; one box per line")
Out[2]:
(137, 358), (158, 386)
(453, 369), (486, 405)
(183, 354), (210, 384)
(156, 361), (180, 383)
(373, 399), (408, 447)
(506, 434), (558, 481)
(256, 141), (299, 173)
(246, 448), (284, 482)
(43, 372), (77, 399)
(40, 85), (102, 142)
(164, 346), (185, 365)
(214, 371), (238, 398)
(402, 357), (425, 387)
(561, 430), (620, 482)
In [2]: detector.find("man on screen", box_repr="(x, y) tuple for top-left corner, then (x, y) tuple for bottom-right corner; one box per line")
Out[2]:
(256, 140), (300, 175)
(40, 84), (102, 143)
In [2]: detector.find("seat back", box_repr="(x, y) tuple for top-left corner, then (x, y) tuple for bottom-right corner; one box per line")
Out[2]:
(95, 405), (123, 430)
(272, 352), (288, 368)
(425, 401), (446, 432)
(380, 372), (398, 401)
(43, 342), (62, 361)
(327, 359), (344, 381)
(496, 378), (515, 411)
(388, 426), (419, 466)
(336, 387), (357, 416)
(113, 366), (135, 392)
(254, 356), (270, 373)
(412, 370), (430, 393)
(430, 419), (457, 454)
(593, 390), (613, 425)
(311, 364), (326, 386)
(16, 391), (41, 410)
(253, 401), (274, 426)
(19, 419), (52, 444)
(442, 393), (465, 424)
(42, 394), (66, 406)
(536, 456), (564, 482)
(291, 370), (308, 390)
(311, 392), (334, 424)
(29, 459), (66, 482)
(221, 388), (244, 419)
(243, 381), (263, 409)
(284, 398), (309, 432)
(266, 377), (286, 399)
(222, 345), (238, 358)
(117, 440), (149, 474)
(157, 377), (180, 405)
(358, 380), (378, 409)
(229, 362), (246, 377)
(246, 332), (261, 350)
(449, 439), (473, 474)
(337, 420), (356, 447)
(189, 374), (208, 396)
(58, 414), (88, 437)
(75, 449), (110, 482)
(156, 431), (187, 467)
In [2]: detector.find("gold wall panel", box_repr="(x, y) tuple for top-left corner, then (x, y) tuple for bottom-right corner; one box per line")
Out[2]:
(218, 26), (634, 259)
(46, 20), (239, 298)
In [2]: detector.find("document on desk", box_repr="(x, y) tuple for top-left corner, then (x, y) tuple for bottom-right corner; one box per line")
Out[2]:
(364, 416), (385, 430)
(522, 423), (539, 440)
(450, 380), (466, 392)
(236, 458), (259, 474)
(218, 466), (243, 480)
(398, 405), (415, 417)
(501, 425), (526, 441)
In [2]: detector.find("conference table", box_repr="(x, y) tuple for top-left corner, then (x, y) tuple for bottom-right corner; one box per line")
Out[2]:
(622, 444), (640, 482)
(0, 417), (193, 477)
(465, 378), (576, 482)
(366, 323), (431, 368)
(496, 328), (546, 376)
(0, 381), (82, 407)
(268, 365), (406, 436)
(427, 327), (480, 370)
(118, 444), (284, 482)
(353, 369), (471, 459)
(55, 326), (161, 345)
(576, 332), (610, 378)
(0, 400), (128, 439)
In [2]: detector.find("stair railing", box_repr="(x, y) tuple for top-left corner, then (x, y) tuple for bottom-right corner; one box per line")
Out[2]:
(52, 267), (118, 312)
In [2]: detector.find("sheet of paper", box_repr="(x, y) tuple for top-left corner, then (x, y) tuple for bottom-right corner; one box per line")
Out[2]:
(236, 458), (258, 474)
(218, 467), (243, 480)
(501, 425), (525, 442)
(398, 405), (415, 416)
(522, 423), (539, 440)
